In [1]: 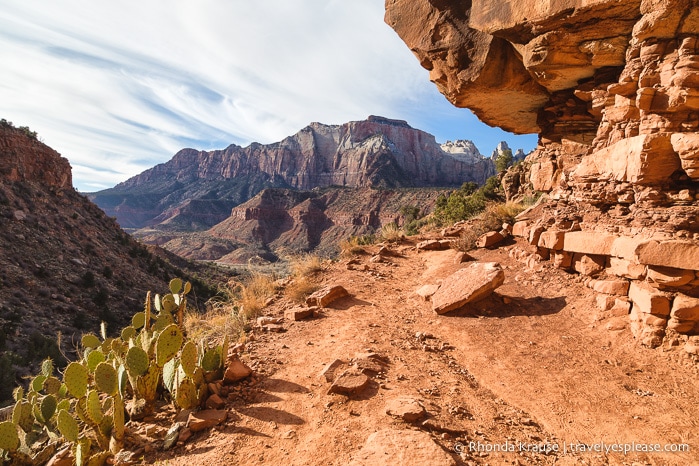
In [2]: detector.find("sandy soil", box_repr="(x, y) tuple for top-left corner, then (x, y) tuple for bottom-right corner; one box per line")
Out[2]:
(144, 237), (699, 466)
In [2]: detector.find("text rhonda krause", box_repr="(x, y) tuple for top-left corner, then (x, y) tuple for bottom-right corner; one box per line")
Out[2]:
(455, 441), (690, 455)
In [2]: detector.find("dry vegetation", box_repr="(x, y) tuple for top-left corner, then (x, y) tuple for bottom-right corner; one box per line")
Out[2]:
(453, 201), (525, 251)
(285, 254), (323, 303)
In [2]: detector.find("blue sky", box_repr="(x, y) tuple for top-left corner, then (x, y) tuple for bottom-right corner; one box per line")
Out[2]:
(0, 1), (538, 192)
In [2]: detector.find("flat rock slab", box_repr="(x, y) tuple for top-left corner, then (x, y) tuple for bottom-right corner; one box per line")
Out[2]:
(431, 262), (505, 314)
(306, 285), (349, 307)
(385, 397), (426, 422)
(349, 429), (456, 466)
(188, 409), (227, 432)
(328, 370), (370, 395)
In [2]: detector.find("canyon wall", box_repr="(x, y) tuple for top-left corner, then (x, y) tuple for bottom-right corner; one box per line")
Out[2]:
(386, 0), (699, 349)
(93, 116), (496, 229)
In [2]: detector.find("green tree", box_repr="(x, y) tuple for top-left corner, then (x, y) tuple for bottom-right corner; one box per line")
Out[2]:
(494, 149), (514, 173)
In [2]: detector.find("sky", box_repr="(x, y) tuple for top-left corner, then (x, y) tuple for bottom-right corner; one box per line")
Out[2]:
(0, 0), (538, 192)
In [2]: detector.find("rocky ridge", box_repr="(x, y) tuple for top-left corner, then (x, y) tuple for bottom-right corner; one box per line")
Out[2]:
(90, 116), (499, 231)
(386, 0), (699, 349)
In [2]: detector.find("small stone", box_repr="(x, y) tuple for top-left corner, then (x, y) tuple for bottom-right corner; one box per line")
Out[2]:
(306, 285), (349, 307)
(284, 307), (315, 321)
(223, 354), (253, 384)
(328, 370), (370, 395)
(188, 410), (227, 432)
(453, 251), (474, 263)
(385, 397), (426, 422)
(431, 262), (505, 314)
(178, 427), (192, 443)
(476, 231), (504, 248)
(319, 359), (345, 382)
(416, 239), (450, 251)
(206, 393), (226, 410)
(257, 316), (283, 326)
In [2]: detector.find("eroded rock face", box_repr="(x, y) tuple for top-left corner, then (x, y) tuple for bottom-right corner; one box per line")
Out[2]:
(386, 1), (699, 202)
(0, 124), (72, 189)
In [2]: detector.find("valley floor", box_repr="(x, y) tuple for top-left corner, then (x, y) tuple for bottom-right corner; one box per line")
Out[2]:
(146, 237), (698, 466)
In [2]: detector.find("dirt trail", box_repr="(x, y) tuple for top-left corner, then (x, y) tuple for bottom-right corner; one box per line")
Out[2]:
(150, 238), (699, 466)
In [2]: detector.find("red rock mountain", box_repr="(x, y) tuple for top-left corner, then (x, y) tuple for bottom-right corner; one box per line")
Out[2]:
(90, 116), (496, 230)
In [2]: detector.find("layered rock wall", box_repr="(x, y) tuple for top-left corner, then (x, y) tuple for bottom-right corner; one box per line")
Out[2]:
(387, 0), (699, 349)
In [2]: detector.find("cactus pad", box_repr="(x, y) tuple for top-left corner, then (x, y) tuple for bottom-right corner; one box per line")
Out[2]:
(153, 312), (174, 331)
(162, 358), (178, 393)
(86, 349), (105, 373)
(73, 437), (91, 466)
(86, 389), (103, 425)
(156, 324), (183, 367)
(161, 294), (177, 313)
(81, 333), (102, 349)
(94, 362), (118, 396)
(56, 409), (79, 442)
(0, 421), (20, 452)
(31, 374), (47, 393)
(63, 362), (89, 398)
(43, 376), (62, 395)
(180, 341), (198, 377)
(12, 401), (33, 433)
(184, 281), (192, 295)
(40, 394), (57, 423)
(131, 312), (146, 330)
(125, 346), (149, 377)
(41, 358), (54, 377)
(174, 378), (198, 410)
(169, 278), (183, 295)
(201, 348), (221, 372)
(117, 364), (127, 396)
(12, 386), (24, 402)
(120, 326), (137, 342)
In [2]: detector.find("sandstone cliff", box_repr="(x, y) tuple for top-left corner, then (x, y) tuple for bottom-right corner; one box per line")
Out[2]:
(387, 0), (699, 349)
(91, 116), (496, 230)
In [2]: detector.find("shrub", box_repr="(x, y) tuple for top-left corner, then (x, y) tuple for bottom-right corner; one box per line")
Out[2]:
(339, 236), (365, 257)
(379, 223), (402, 242)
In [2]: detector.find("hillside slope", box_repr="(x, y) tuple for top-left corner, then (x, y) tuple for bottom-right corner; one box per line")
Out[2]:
(0, 122), (214, 403)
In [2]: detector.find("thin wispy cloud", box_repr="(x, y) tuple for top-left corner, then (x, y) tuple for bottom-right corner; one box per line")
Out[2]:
(0, 0), (537, 191)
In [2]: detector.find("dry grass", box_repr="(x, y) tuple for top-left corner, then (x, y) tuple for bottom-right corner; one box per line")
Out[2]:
(338, 236), (365, 258)
(453, 201), (525, 252)
(288, 253), (323, 277)
(285, 276), (319, 304)
(185, 274), (276, 344)
(379, 222), (403, 243)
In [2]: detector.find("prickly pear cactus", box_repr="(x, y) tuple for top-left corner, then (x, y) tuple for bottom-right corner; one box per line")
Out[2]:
(57, 409), (79, 442)
(86, 349), (105, 373)
(125, 346), (149, 377)
(12, 400), (33, 433)
(156, 324), (183, 367)
(0, 421), (19, 452)
(174, 378), (198, 410)
(41, 358), (54, 377)
(180, 341), (198, 377)
(94, 362), (118, 396)
(64, 362), (89, 398)
(81, 334), (102, 349)
(201, 348), (221, 372)
(40, 394), (57, 423)
(86, 390), (103, 425)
